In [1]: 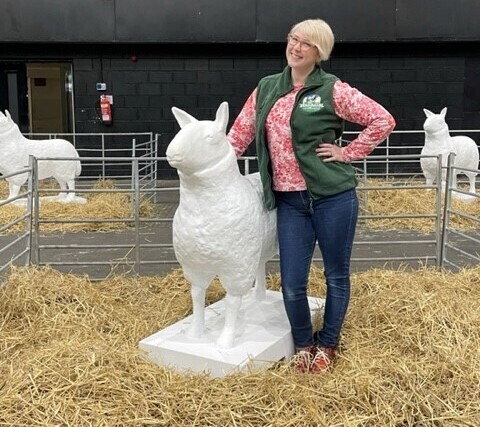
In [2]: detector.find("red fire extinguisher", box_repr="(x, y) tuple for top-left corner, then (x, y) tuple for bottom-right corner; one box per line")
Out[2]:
(99, 94), (112, 124)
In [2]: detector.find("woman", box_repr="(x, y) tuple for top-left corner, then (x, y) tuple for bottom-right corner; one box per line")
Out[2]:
(227, 19), (395, 373)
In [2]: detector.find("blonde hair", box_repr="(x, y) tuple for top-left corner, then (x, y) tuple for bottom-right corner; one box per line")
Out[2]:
(290, 19), (335, 62)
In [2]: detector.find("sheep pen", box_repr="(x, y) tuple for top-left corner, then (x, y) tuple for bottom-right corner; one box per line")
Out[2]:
(1, 264), (479, 426)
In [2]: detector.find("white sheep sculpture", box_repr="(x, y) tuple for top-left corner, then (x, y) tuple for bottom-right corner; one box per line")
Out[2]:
(0, 110), (83, 203)
(166, 102), (278, 349)
(421, 107), (479, 201)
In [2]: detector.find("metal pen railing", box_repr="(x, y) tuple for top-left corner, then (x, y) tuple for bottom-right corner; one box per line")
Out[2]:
(1, 151), (478, 280)
(441, 153), (480, 269)
(0, 162), (34, 274)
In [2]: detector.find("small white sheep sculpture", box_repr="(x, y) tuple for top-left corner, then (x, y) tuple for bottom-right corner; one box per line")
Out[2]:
(166, 102), (278, 349)
(0, 110), (82, 203)
(421, 107), (479, 201)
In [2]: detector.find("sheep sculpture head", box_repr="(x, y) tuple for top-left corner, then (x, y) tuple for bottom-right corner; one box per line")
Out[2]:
(167, 102), (231, 176)
(423, 107), (449, 135)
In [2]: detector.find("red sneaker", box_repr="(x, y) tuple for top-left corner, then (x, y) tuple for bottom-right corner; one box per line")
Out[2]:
(290, 346), (314, 374)
(310, 345), (335, 373)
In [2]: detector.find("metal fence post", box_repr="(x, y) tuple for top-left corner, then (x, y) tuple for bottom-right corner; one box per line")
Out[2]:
(32, 157), (40, 265)
(133, 158), (141, 275)
(26, 156), (35, 266)
(439, 153), (455, 269)
(434, 154), (443, 268)
(385, 134), (390, 180)
(101, 134), (106, 177)
(131, 138), (137, 214)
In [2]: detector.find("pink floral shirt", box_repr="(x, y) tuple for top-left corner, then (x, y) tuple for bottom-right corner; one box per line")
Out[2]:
(227, 80), (396, 191)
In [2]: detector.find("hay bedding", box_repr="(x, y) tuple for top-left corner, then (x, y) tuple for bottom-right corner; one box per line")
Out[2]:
(0, 180), (154, 234)
(358, 179), (480, 233)
(1, 265), (479, 426)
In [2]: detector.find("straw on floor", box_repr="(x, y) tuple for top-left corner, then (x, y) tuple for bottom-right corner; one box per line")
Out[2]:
(358, 178), (480, 233)
(0, 179), (154, 234)
(1, 265), (479, 426)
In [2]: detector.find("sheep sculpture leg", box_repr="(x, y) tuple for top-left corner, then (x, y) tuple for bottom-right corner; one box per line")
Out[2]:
(55, 178), (78, 202)
(56, 180), (69, 200)
(467, 173), (477, 194)
(186, 269), (259, 349)
(453, 170), (478, 198)
(186, 270), (266, 349)
(184, 269), (215, 338)
(8, 183), (21, 200)
(216, 292), (242, 349)
(253, 263), (267, 300)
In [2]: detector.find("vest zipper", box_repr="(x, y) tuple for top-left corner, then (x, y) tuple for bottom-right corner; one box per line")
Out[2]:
(290, 85), (321, 200)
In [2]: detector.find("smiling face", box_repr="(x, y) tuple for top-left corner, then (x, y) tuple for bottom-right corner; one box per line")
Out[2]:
(285, 19), (335, 76)
(286, 31), (320, 74)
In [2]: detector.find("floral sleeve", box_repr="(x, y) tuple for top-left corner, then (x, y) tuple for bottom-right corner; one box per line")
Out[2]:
(333, 80), (396, 162)
(227, 88), (257, 157)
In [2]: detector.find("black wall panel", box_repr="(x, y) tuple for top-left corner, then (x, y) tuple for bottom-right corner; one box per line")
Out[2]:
(0, 0), (115, 42)
(115, 0), (257, 42)
(1, 0), (480, 43)
(396, 0), (480, 40)
(256, 0), (396, 42)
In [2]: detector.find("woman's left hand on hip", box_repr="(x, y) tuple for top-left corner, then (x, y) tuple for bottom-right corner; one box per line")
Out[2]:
(316, 143), (345, 162)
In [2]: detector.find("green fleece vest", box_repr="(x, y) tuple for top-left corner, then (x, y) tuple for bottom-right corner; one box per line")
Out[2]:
(255, 66), (357, 210)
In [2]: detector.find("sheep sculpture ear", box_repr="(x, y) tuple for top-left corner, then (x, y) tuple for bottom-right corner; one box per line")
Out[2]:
(423, 108), (433, 118)
(214, 102), (229, 134)
(171, 106), (197, 129)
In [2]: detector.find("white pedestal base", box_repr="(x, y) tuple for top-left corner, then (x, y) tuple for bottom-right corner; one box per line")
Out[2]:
(139, 290), (325, 378)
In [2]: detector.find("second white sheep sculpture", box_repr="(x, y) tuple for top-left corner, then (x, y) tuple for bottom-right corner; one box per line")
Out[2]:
(0, 110), (82, 203)
(166, 102), (278, 349)
(421, 107), (478, 200)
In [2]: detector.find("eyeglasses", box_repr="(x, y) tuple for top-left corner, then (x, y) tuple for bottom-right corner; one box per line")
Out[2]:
(287, 34), (314, 51)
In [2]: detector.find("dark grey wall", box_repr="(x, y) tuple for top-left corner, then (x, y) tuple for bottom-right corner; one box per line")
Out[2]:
(257, 0), (395, 42)
(1, 0), (480, 42)
(68, 42), (479, 155)
(396, 0), (480, 41)
(0, 0), (115, 42)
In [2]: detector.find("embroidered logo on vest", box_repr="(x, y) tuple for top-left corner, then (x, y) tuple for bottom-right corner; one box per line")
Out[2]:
(299, 94), (324, 112)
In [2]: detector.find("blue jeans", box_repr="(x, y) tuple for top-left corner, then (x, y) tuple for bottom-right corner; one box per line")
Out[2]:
(275, 189), (358, 349)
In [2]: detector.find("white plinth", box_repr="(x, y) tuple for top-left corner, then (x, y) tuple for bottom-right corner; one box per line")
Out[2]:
(139, 290), (325, 377)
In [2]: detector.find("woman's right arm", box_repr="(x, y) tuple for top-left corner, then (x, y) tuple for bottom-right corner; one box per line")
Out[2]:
(227, 88), (257, 157)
